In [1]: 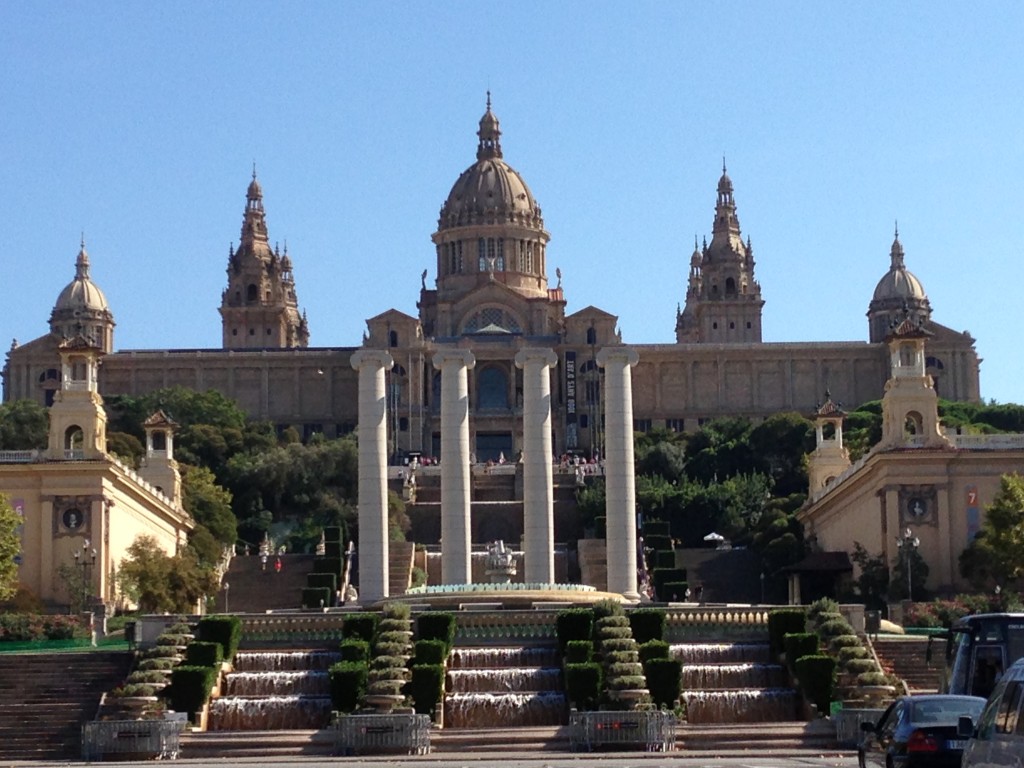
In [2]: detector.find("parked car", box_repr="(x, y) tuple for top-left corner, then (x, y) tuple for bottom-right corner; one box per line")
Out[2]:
(858, 694), (986, 768)
(959, 656), (1024, 768)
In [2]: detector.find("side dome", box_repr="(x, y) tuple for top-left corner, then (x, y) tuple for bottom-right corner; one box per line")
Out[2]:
(437, 100), (544, 231)
(50, 241), (115, 352)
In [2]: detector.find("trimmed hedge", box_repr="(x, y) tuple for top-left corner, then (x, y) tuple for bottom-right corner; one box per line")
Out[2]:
(644, 534), (672, 553)
(413, 639), (448, 666)
(661, 581), (689, 602)
(314, 556), (343, 576)
(643, 658), (682, 708)
(343, 614), (379, 643)
(794, 654), (836, 714)
(564, 640), (593, 664)
(409, 664), (445, 718)
(565, 662), (603, 710)
(197, 615), (241, 661)
(184, 641), (224, 668)
(302, 587), (332, 609)
(768, 609), (807, 657)
(655, 550), (676, 569)
(417, 612), (456, 652)
(629, 609), (666, 644)
(638, 639), (670, 664)
(340, 638), (370, 663)
(556, 609), (594, 655)
(783, 632), (819, 674)
(652, 568), (687, 600)
(644, 520), (671, 537)
(324, 525), (344, 544)
(593, 516), (606, 539)
(169, 665), (218, 717)
(307, 572), (338, 592)
(329, 661), (368, 713)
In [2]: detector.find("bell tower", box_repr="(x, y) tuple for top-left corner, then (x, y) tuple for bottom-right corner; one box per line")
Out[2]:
(138, 410), (183, 507)
(219, 169), (309, 349)
(47, 335), (107, 460)
(879, 311), (950, 450)
(676, 163), (763, 343)
(807, 391), (852, 495)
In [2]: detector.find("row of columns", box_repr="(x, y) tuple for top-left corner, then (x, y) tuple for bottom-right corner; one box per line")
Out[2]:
(351, 345), (640, 603)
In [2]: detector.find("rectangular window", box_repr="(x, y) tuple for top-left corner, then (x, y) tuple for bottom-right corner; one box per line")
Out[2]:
(478, 238), (487, 271)
(666, 419), (684, 432)
(633, 419), (652, 433)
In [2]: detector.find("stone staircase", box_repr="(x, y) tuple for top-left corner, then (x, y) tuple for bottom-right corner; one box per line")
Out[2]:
(389, 540), (415, 595)
(214, 553), (318, 613)
(871, 635), (940, 693)
(0, 651), (132, 761)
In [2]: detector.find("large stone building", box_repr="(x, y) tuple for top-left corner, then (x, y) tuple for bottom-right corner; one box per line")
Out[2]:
(3, 99), (981, 464)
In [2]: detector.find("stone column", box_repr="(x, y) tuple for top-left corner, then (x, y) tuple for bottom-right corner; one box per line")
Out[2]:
(597, 346), (640, 600)
(351, 349), (394, 603)
(515, 347), (558, 584)
(433, 349), (476, 584)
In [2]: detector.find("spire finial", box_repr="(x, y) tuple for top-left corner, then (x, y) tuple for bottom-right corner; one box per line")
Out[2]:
(894, 219), (899, 239)
(486, 90), (492, 111)
(722, 155), (727, 174)
(252, 161), (257, 181)
(80, 232), (85, 250)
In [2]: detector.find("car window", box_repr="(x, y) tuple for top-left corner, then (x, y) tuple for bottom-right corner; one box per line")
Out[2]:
(997, 681), (1022, 734)
(976, 679), (1009, 740)
(887, 702), (905, 734)
(972, 646), (1006, 699)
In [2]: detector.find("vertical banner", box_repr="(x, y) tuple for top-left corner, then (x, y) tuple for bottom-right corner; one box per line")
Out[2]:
(565, 351), (578, 449)
(965, 485), (980, 541)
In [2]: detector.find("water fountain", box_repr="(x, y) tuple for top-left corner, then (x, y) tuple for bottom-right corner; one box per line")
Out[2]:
(208, 650), (339, 731)
(670, 642), (797, 723)
(443, 646), (566, 728)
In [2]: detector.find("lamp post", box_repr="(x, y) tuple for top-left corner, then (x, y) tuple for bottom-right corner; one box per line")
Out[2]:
(259, 532), (271, 571)
(896, 528), (920, 601)
(223, 582), (230, 614)
(73, 539), (97, 610)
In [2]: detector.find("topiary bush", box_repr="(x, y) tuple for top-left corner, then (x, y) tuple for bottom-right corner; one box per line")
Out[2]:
(843, 658), (878, 675)
(638, 640), (670, 664)
(197, 615), (241, 662)
(168, 665), (218, 718)
(806, 597), (840, 627)
(412, 639), (447, 666)
(556, 609), (594, 655)
(329, 661), (367, 713)
(565, 662), (602, 710)
(816, 618), (855, 639)
(301, 587), (332, 609)
(185, 641), (224, 668)
(409, 664), (445, 719)
(768, 609), (807, 657)
(342, 614), (379, 644)
(794, 654), (836, 715)
(643, 658), (682, 708)
(837, 645), (870, 663)
(340, 638), (371, 663)
(629, 608), (666, 644)
(828, 634), (861, 653)
(416, 612), (456, 652)
(564, 640), (593, 664)
(783, 632), (819, 674)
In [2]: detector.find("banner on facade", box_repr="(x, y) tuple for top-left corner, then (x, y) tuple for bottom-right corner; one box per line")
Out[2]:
(565, 351), (577, 449)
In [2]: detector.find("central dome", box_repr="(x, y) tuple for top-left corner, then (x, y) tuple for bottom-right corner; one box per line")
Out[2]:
(437, 100), (544, 232)
(872, 232), (927, 303)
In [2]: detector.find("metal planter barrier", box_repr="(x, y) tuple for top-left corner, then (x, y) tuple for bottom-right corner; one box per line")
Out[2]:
(334, 713), (431, 755)
(834, 707), (885, 747)
(570, 710), (676, 752)
(82, 719), (181, 761)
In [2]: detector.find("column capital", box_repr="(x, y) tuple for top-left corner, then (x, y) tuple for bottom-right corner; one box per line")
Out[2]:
(432, 348), (476, 371)
(350, 349), (394, 372)
(514, 347), (558, 369)
(596, 346), (639, 368)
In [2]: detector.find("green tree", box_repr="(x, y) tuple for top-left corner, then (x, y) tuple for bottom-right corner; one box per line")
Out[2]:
(117, 535), (218, 613)
(849, 542), (890, 610)
(960, 473), (1024, 590)
(182, 464), (236, 546)
(0, 495), (22, 601)
(748, 412), (813, 497)
(0, 399), (48, 450)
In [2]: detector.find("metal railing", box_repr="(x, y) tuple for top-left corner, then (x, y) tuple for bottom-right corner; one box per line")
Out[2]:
(570, 710), (676, 752)
(334, 713), (431, 755)
(81, 719), (182, 761)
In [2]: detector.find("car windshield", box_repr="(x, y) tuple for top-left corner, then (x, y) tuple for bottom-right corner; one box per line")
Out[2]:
(911, 697), (985, 724)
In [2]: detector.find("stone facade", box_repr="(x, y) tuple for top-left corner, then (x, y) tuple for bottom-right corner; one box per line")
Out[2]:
(3, 99), (981, 463)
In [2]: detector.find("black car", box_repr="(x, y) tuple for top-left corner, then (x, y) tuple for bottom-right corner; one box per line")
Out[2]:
(858, 694), (987, 768)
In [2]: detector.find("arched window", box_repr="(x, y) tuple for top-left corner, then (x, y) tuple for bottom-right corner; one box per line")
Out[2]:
(246, 284), (258, 303)
(65, 426), (84, 452)
(586, 327), (597, 345)
(478, 239), (487, 272)
(388, 330), (398, 348)
(725, 277), (737, 296)
(477, 366), (509, 410)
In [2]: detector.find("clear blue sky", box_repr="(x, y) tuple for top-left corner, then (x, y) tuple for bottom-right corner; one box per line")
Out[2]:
(2, 3), (1022, 404)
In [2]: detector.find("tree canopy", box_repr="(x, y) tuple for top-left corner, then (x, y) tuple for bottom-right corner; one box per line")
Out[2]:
(960, 473), (1024, 591)
(0, 399), (48, 450)
(0, 495), (22, 602)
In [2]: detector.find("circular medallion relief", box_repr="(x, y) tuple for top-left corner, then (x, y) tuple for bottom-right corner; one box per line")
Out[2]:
(62, 508), (84, 530)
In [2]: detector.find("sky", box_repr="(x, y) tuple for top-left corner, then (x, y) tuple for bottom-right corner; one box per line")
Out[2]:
(2, 3), (1022, 404)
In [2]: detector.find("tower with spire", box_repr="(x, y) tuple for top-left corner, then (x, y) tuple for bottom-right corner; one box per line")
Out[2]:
(676, 163), (763, 343)
(49, 239), (115, 353)
(219, 169), (309, 349)
(867, 225), (932, 343)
